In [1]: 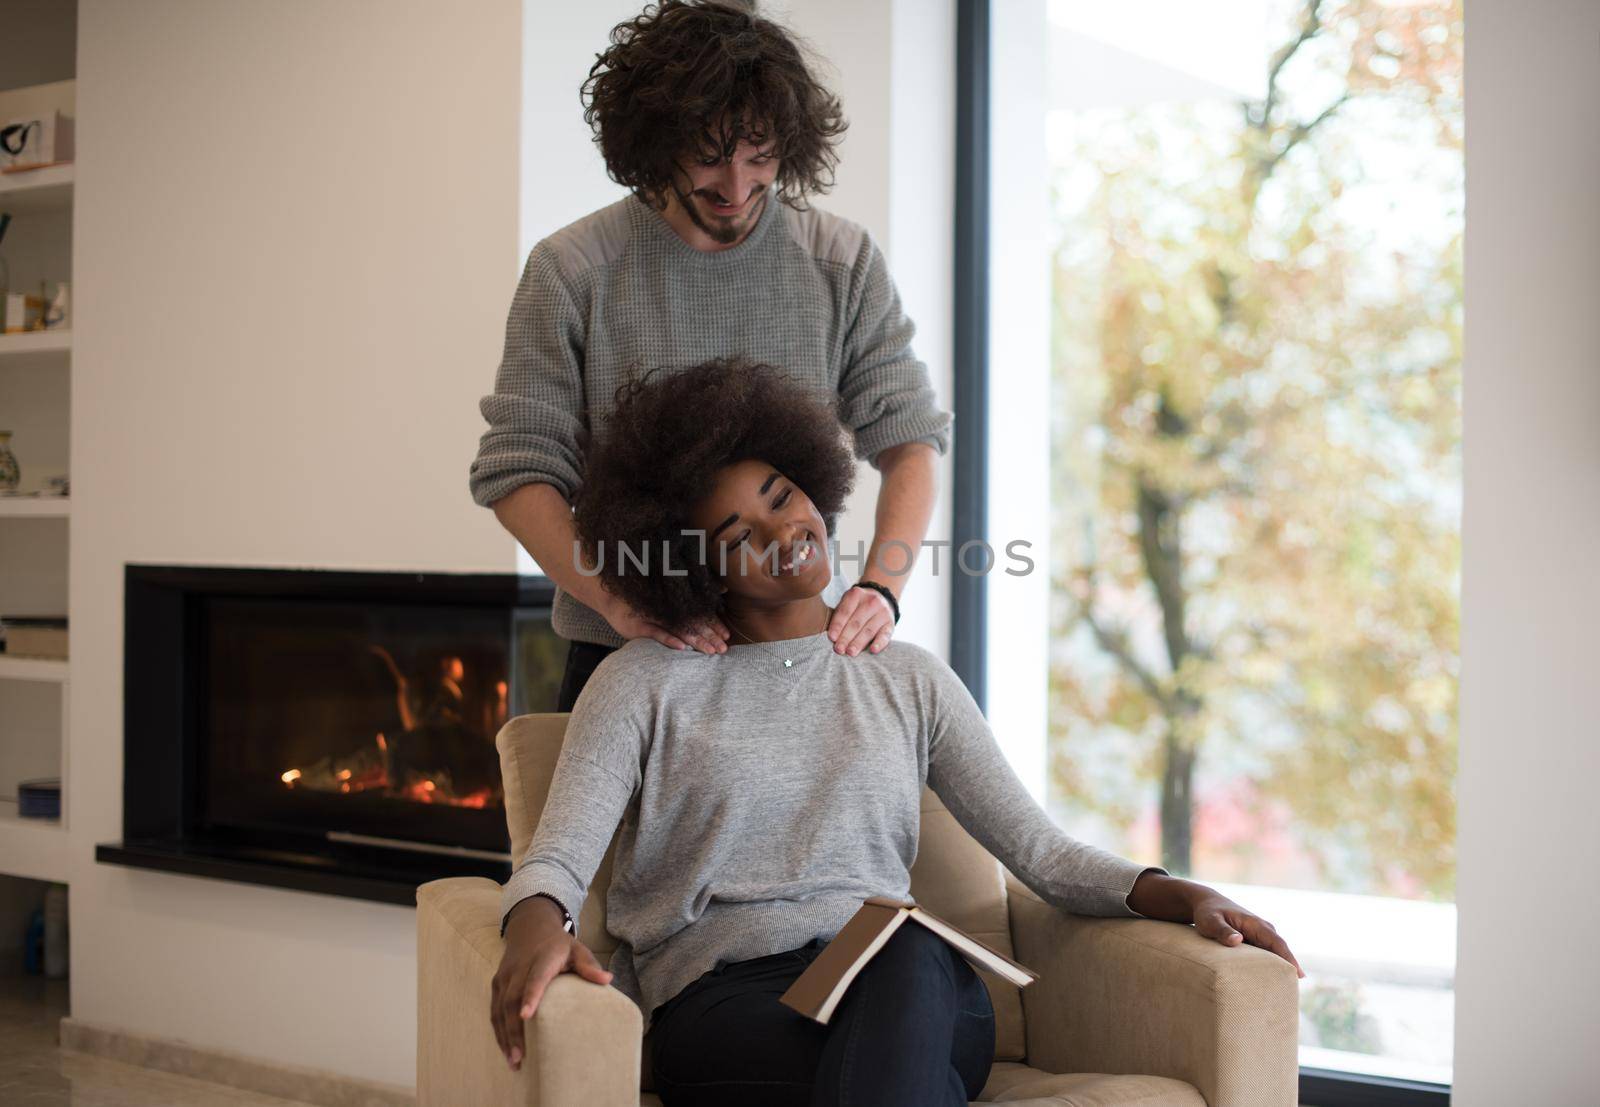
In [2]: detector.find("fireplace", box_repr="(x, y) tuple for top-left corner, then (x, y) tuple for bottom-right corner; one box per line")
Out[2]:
(96, 565), (564, 905)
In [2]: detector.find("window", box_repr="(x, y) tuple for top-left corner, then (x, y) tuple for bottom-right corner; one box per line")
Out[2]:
(960, 0), (1462, 1098)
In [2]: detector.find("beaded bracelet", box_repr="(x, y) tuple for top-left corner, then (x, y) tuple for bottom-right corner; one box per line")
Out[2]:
(850, 580), (901, 624)
(530, 892), (575, 934)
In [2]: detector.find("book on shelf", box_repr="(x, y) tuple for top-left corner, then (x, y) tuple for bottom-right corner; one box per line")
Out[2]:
(778, 895), (1040, 1025)
(18, 777), (61, 819)
(0, 616), (68, 660)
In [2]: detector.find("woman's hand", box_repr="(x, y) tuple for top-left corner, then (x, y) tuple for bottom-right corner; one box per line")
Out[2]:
(1127, 870), (1304, 978)
(1189, 890), (1305, 978)
(491, 910), (615, 1072)
(828, 584), (896, 655)
(603, 594), (728, 654)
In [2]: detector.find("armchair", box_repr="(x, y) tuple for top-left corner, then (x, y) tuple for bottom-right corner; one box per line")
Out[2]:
(417, 714), (1298, 1105)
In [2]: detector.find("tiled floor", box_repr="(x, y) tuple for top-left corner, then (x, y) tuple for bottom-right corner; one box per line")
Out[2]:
(0, 972), (318, 1106)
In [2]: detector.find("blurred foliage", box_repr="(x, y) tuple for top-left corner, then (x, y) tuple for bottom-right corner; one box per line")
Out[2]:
(1049, 0), (1463, 898)
(1303, 979), (1385, 1054)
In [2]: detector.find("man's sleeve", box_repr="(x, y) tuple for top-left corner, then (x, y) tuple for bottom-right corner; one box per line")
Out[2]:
(923, 655), (1168, 918)
(468, 243), (588, 508)
(836, 234), (954, 470)
(499, 662), (645, 936)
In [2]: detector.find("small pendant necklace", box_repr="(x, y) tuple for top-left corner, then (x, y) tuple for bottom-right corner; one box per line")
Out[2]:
(724, 607), (833, 670)
(725, 621), (796, 667)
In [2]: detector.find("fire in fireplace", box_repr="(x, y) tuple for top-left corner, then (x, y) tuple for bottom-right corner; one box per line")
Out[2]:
(98, 565), (564, 904)
(201, 595), (520, 851)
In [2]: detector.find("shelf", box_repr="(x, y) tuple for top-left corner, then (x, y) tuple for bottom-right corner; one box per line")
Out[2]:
(0, 330), (70, 358)
(0, 497), (70, 517)
(0, 656), (67, 683)
(0, 808), (70, 885)
(0, 95), (73, 893)
(0, 162), (73, 215)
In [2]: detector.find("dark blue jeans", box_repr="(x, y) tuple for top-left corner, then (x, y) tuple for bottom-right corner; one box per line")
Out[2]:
(647, 923), (996, 1107)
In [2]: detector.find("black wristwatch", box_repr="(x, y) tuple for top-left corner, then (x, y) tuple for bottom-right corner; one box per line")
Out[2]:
(850, 580), (900, 624)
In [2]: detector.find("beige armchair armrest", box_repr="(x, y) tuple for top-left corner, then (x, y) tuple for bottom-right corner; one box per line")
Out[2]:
(1005, 871), (1299, 1107)
(417, 877), (643, 1107)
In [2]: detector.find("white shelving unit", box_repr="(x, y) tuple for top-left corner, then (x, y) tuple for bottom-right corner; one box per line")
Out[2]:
(0, 327), (71, 356)
(0, 807), (70, 885)
(0, 657), (67, 683)
(0, 78), (76, 885)
(0, 497), (70, 517)
(0, 161), (74, 215)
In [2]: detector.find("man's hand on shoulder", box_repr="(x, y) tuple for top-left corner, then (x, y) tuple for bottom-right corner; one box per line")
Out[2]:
(828, 583), (897, 656)
(600, 592), (729, 655)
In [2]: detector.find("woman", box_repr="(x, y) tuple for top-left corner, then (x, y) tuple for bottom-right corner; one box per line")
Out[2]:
(489, 360), (1303, 1106)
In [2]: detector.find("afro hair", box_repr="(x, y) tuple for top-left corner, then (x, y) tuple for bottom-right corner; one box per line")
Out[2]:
(572, 358), (855, 632)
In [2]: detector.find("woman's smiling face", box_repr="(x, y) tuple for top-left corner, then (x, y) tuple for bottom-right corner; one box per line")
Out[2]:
(688, 458), (832, 604)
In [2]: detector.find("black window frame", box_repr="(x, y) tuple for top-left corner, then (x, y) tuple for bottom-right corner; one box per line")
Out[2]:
(947, 2), (1452, 1102)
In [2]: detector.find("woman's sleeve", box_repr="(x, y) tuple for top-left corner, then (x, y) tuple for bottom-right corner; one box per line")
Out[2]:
(498, 662), (646, 936)
(923, 658), (1168, 917)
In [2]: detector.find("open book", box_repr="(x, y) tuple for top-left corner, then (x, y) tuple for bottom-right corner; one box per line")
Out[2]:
(778, 895), (1040, 1025)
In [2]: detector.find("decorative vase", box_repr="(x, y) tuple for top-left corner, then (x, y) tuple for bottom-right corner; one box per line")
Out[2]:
(0, 431), (19, 492)
(44, 281), (69, 330)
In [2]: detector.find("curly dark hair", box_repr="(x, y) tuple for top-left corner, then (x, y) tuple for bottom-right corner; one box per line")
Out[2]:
(581, 1), (848, 210)
(573, 359), (856, 632)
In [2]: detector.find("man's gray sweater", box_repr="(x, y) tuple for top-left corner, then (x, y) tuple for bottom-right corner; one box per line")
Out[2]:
(467, 193), (953, 648)
(502, 631), (1167, 1034)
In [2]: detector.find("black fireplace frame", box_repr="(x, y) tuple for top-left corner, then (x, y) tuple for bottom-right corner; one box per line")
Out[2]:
(95, 564), (558, 906)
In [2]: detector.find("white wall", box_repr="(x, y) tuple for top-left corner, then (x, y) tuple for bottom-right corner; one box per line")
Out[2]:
(517, 5), (631, 261)
(1453, 0), (1600, 1102)
(62, 0), (955, 1089)
(983, 0), (1053, 801)
(69, 0), (521, 1086)
(880, 0), (956, 656)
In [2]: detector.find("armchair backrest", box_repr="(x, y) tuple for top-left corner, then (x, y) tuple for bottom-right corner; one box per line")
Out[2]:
(496, 712), (1028, 1060)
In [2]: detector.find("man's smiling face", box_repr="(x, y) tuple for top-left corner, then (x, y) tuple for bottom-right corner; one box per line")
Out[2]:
(667, 129), (782, 246)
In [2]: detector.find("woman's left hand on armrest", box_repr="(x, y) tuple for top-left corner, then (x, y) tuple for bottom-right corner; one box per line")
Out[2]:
(1127, 869), (1305, 979)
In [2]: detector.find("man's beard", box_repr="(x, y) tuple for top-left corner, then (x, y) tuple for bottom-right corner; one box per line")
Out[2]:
(672, 181), (768, 245)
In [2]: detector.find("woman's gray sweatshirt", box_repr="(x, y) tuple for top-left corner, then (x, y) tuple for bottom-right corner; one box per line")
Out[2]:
(501, 630), (1166, 1033)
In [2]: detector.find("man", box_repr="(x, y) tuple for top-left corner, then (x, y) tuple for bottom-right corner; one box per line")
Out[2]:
(469, 0), (951, 710)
